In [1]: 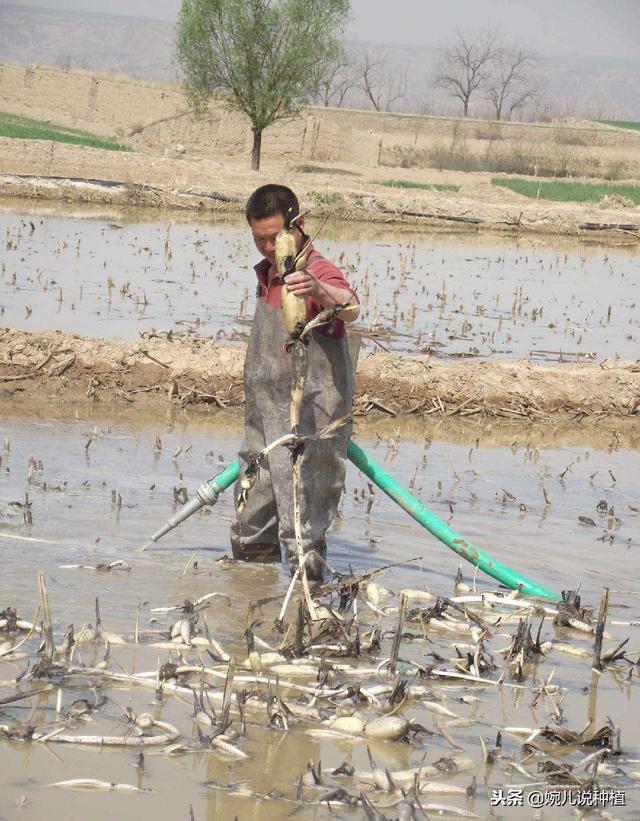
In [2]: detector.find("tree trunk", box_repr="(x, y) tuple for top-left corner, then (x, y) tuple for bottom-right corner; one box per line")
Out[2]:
(251, 128), (262, 171)
(463, 99), (469, 116)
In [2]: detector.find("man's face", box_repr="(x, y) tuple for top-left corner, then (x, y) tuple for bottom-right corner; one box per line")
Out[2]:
(249, 215), (304, 265)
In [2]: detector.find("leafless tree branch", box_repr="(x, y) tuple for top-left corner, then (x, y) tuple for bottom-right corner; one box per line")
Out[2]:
(433, 29), (500, 116)
(310, 48), (358, 108)
(358, 47), (408, 112)
(485, 47), (539, 120)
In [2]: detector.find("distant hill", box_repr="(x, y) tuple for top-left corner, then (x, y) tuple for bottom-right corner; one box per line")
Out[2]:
(1, 3), (639, 120)
(0, 4), (178, 82)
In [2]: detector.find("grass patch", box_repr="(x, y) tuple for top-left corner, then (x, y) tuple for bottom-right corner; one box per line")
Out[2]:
(308, 190), (344, 206)
(0, 112), (131, 151)
(491, 178), (640, 205)
(597, 120), (640, 132)
(378, 179), (460, 192)
(295, 164), (361, 177)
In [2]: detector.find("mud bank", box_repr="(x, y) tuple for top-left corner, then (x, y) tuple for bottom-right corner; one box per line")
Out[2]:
(1, 166), (639, 244)
(2, 328), (639, 419)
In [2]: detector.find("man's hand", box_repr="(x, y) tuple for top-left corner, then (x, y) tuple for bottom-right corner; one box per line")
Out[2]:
(285, 269), (360, 321)
(284, 269), (319, 299)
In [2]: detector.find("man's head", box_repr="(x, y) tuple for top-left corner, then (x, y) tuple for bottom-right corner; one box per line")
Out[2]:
(245, 184), (304, 265)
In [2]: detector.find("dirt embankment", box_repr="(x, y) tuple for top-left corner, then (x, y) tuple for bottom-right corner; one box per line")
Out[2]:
(1, 64), (639, 241)
(2, 329), (639, 420)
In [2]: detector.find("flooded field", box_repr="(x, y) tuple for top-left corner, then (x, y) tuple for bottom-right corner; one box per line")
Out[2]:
(1, 197), (640, 819)
(1, 200), (639, 361)
(1, 407), (639, 819)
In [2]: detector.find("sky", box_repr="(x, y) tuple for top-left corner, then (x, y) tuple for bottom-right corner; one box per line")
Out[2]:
(6, 0), (640, 61)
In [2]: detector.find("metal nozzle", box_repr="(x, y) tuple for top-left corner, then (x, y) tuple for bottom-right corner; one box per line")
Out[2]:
(149, 481), (220, 544)
(143, 460), (239, 550)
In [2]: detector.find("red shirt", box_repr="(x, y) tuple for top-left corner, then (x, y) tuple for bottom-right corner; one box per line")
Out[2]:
(254, 249), (356, 339)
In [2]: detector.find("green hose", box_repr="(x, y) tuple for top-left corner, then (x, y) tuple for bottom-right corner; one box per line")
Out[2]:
(208, 461), (242, 494)
(345, 440), (559, 602)
(166, 440), (559, 601)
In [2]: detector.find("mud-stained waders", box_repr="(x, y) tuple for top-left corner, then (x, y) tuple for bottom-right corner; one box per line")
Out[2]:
(230, 298), (355, 579)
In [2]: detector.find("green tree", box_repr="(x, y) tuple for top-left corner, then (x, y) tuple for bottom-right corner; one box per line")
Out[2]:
(177, 0), (350, 170)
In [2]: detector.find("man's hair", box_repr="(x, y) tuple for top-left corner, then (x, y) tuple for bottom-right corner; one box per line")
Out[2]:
(245, 184), (299, 227)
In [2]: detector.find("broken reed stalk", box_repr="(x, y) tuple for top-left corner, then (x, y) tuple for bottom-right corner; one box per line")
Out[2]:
(0, 720), (181, 747)
(220, 659), (235, 730)
(292, 448), (317, 621)
(389, 592), (407, 675)
(95, 596), (102, 639)
(0, 686), (53, 706)
(294, 597), (305, 657)
(592, 586), (610, 672)
(0, 605), (41, 659)
(37, 571), (54, 661)
(434, 717), (462, 750)
(275, 217), (322, 622)
(203, 612), (230, 662)
(277, 564), (302, 629)
(587, 668), (600, 729)
(135, 601), (141, 644)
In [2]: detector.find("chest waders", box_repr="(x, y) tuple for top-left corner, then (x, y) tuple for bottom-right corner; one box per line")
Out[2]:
(230, 294), (355, 578)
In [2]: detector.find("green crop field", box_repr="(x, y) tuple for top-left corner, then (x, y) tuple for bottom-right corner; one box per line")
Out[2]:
(597, 120), (640, 132)
(0, 112), (131, 151)
(492, 178), (640, 205)
(378, 180), (460, 192)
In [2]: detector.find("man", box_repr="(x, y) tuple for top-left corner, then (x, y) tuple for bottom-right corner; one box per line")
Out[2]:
(230, 184), (359, 579)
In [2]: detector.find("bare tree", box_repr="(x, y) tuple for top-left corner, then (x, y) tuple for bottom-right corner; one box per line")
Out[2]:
(310, 47), (357, 108)
(485, 46), (539, 120)
(433, 29), (499, 117)
(55, 53), (73, 72)
(358, 47), (408, 112)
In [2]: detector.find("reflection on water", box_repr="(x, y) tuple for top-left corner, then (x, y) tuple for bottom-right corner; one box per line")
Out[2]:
(1, 199), (638, 361)
(1, 409), (639, 819)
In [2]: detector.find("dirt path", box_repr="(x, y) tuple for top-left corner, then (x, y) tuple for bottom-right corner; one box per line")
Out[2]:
(2, 329), (638, 420)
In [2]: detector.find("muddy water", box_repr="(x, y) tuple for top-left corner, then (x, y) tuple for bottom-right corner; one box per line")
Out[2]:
(1, 200), (638, 361)
(1, 408), (639, 819)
